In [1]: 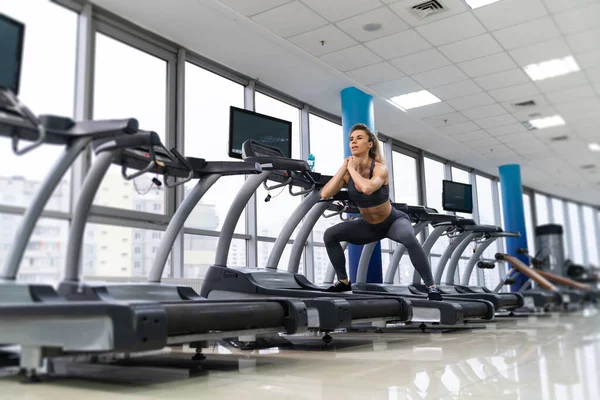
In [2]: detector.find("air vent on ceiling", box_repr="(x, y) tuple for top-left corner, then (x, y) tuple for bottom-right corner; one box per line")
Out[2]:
(410, 0), (447, 19)
(512, 100), (537, 108)
(581, 164), (596, 170)
(550, 135), (569, 142)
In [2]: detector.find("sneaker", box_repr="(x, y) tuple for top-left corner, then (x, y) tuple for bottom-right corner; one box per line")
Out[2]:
(326, 280), (352, 293)
(427, 285), (443, 301)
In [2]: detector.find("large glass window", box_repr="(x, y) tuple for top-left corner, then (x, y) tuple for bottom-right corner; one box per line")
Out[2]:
(92, 33), (168, 213)
(550, 198), (566, 229)
(424, 158), (448, 261)
(523, 193), (535, 255)
(534, 194), (550, 225)
(567, 202), (584, 264)
(582, 206), (599, 266)
(451, 167), (473, 220)
(308, 114), (343, 176)
(393, 152), (419, 205)
(183, 236), (246, 278)
(183, 63), (246, 233)
(476, 175), (499, 286)
(0, 1), (77, 214)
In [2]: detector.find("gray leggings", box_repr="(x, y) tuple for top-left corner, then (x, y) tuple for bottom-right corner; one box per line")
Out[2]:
(323, 208), (435, 286)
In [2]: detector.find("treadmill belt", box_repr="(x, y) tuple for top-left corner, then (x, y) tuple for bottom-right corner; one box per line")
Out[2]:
(460, 302), (491, 318)
(347, 299), (402, 320)
(163, 302), (285, 335)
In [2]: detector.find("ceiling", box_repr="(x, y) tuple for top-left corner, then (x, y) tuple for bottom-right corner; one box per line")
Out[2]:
(88, 0), (600, 206)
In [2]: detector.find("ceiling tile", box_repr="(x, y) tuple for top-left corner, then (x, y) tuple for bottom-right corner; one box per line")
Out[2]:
(510, 106), (558, 123)
(365, 29), (431, 59)
(408, 102), (456, 118)
(474, 69), (531, 91)
(424, 112), (470, 128)
(475, 114), (518, 129)
(451, 130), (490, 142)
(301, 0), (382, 22)
(411, 65), (468, 88)
(555, 98), (600, 121)
(544, 85), (598, 105)
(492, 17), (561, 50)
(575, 49), (600, 69)
(501, 95), (550, 114)
(464, 137), (503, 149)
(336, 7), (409, 42)
(346, 62), (405, 86)
(446, 92), (495, 110)
(390, 49), (452, 75)
(554, 3), (600, 35)
(473, 0), (548, 31)
(320, 45), (382, 71)
(438, 121), (481, 135)
(487, 123), (530, 136)
(389, 0), (468, 27)
(429, 80), (483, 101)
(253, 1), (328, 37)
(438, 34), (503, 63)
(458, 53), (517, 78)
(566, 28), (600, 54)
(509, 38), (572, 67)
(289, 24), (357, 56)
(369, 76), (423, 97)
(221, 0), (293, 16)
(587, 66), (600, 83)
(415, 12), (486, 47)
(497, 132), (538, 143)
(535, 71), (589, 93)
(531, 125), (573, 140)
(489, 83), (540, 102)
(461, 104), (507, 120)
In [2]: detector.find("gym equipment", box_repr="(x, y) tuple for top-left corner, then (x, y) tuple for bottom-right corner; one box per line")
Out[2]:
(535, 224), (566, 276)
(319, 200), (495, 325)
(201, 140), (414, 328)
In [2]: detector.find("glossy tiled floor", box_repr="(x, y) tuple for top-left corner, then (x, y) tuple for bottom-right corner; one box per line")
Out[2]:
(2, 308), (600, 399)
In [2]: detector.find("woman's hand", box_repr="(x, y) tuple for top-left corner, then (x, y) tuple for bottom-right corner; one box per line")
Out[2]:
(347, 156), (359, 171)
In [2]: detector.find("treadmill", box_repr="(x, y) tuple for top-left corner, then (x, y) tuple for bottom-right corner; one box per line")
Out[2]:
(201, 140), (414, 327)
(301, 198), (495, 325)
(408, 219), (524, 311)
(55, 137), (355, 334)
(456, 230), (561, 311)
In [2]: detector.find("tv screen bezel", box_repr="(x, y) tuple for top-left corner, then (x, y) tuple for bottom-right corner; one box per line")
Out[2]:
(442, 179), (473, 214)
(228, 106), (293, 160)
(0, 13), (25, 95)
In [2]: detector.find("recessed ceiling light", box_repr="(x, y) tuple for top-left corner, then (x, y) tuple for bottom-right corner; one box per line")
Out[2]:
(464, 0), (502, 9)
(589, 143), (600, 152)
(363, 23), (382, 32)
(524, 115), (566, 130)
(389, 90), (441, 110)
(523, 56), (580, 81)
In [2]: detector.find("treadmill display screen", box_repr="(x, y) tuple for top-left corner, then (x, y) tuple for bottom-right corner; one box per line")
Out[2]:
(0, 14), (25, 95)
(442, 180), (473, 213)
(228, 106), (292, 159)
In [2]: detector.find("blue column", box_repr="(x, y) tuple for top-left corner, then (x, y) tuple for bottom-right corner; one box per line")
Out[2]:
(341, 87), (382, 284)
(498, 164), (529, 291)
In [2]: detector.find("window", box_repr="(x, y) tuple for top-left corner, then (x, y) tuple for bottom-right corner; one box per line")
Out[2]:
(476, 175), (500, 286)
(255, 93), (302, 240)
(83, 224), (170, 278)
(184, 236), (246, 278)
(308, 114), (343, 176)
(183, 63), (246, 233)
(582, 206), (599, 265)
(550, 198), (566, 229)
(0, 1), (76, 213)
(424, 158), (449, 257)
(523, 193), (535, 255)
(257, 242), (305, 275)
(567, 202), (584, 264)
(92, 33), (168, 214)
(0, 216), (69, 282)
(534, 194), (549, 225)
(392, 152), (419, 205)
(313, 246), (348, 284)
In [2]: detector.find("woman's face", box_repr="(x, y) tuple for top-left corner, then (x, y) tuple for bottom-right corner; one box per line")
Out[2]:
(349, 129), (372, 156)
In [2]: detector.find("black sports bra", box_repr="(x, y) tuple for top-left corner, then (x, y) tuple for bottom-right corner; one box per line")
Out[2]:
(347, 159), (390, 208)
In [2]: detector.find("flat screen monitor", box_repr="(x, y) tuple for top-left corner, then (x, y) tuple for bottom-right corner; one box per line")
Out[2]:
(0, 13), (25, 95)
(228, 106), (292, 159)
(442, 180), (473, 213)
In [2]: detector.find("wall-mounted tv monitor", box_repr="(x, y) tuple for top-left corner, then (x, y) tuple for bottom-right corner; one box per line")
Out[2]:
(228, 106), (292, 159)
(442, 180), (473, 213)
(0, 13), (25, 95)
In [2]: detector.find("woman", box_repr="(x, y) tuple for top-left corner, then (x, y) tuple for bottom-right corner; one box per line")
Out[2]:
(321, 123), (442, 300)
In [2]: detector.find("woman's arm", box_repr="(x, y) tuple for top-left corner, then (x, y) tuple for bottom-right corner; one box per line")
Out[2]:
(321, 160), (349, 199)
(346, 163), (388, 195)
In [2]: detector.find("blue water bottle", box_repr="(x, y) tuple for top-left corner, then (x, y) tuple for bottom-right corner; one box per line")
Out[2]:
(307, 153), (315, 172)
